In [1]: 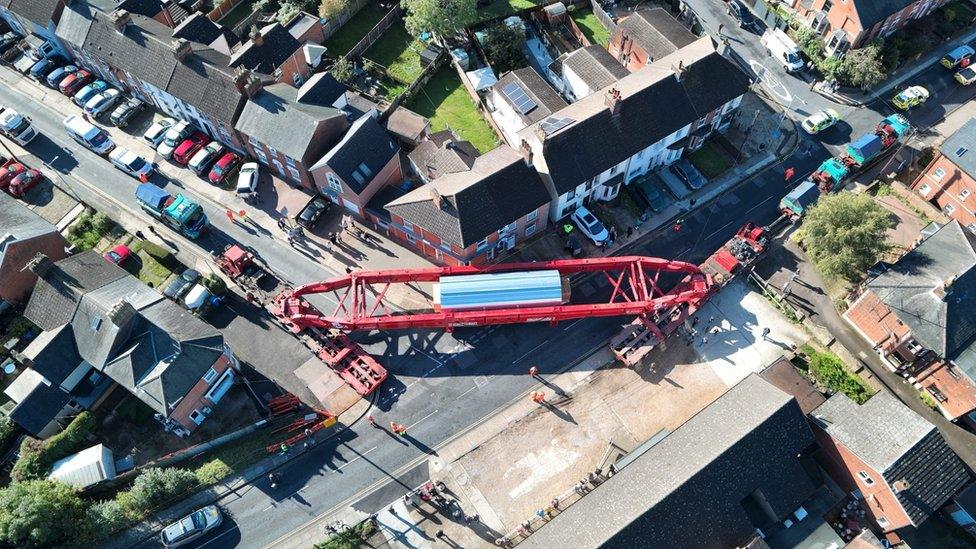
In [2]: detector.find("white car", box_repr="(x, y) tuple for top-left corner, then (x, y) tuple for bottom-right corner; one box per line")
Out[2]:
(236, 162), (259, 196)
(188, 141), (224, 175)
(183, 283), (211, 311)
(144, 117), (175, 148)
(571, 206), (610, 246)
(108, 147), (154, 179)
(84, 88), (121, 117)
(160, 505), (222, 547)
(801, 108), (840, 134)
(156, 120), (192, 159)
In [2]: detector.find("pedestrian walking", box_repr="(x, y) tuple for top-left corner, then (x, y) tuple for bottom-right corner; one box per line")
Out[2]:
(238, 209), (248, 223)
(436, 530), (445, 539)
(626, 226), (634, 238)
(528, 365), (539, 378)
(531, 391), (545, 404)
(225, 209), (235, 223)
(551, 498), (560, 510)
(784, 167), (795, 181)
(689, 197), (697, 207)
(279, 442), (289, 454)
(345, 266), (353, 275)
(574, 482), (584, 495)
(692, 316), (700, 327)
(367, 415), (377, 427)
(304, 427), (313, 440)
(147, 225), (157, 235)
(762, 327), (771, 339)
(135, 230), (145, 239)
(323, 240), (332, 252)
(277, 218), (286, 230)
(329, 232), (339, 245)
(717, 23), (724, 36)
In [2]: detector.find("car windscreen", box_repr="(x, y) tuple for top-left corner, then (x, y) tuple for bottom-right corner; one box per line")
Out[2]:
(89, 131), (109, 147)
(126, 156), (146, 171)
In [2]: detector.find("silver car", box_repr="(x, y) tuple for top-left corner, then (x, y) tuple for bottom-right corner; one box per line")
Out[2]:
(160, 505), (222, 547)
(144, 117), (175, 148)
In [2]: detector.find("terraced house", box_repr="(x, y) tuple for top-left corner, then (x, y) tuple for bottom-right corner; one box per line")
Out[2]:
(792, 0), (950, 54)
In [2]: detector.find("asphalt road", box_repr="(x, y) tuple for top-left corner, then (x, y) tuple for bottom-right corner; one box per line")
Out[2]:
(4, 18), (975, 547)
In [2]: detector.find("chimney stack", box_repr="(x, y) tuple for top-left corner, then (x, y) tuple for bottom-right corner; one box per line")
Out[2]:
(244, 73), (264, 98)
(107, 299), (137, 328)
(430, 187), (443, 209)
(110, 9), (131, 33)
(605, 87), (622, 116)
(26, 254), (53, 277)
(172, 38), (191, 62)
(249, 26), (264, 47)
(673, 60), (685, 82)
(519, 139), (534, 167)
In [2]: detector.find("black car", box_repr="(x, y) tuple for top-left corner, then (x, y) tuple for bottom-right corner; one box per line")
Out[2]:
(0, 33), (21, 56)
(727, 0), (757, 31)
(669, 159), (707, 190)
(163, 269), (200, 300)
(28, 56), (65, 80)
(109, 96), (144, 128)
(295, 195), (331, 228)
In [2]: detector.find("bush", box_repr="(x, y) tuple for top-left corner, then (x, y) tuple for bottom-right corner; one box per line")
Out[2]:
(87, 499), (129, 538)
(0, 415), (16, 452)
(0, 480), (93, 546)
(11, 412), (96, 482)
(808, 350), (875, 403)
(203, 274), (227, 296)
(67, 212), (116, 251)
(1, 316), (36, 341)
(124, 468), (198, 515)
(195, 460), (233, 485)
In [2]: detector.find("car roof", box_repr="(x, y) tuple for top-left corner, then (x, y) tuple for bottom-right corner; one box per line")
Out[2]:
(949, 45), (975, 55)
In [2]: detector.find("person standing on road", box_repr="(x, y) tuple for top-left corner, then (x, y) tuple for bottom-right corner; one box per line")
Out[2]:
(784, 167), (795, 181)
(529, 366), (539, 378)
(762, 327), (771, 340)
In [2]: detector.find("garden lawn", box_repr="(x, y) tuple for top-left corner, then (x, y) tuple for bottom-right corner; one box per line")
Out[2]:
(572, 9), (610, 47)
(364, 22), (423, 84)
(406, 67), (498, 153)
(324, 2), (386, 56)
(125, 240), (175, 289)
(477, 0), (544, 20)
(219, 0), (275, 29)
(687, 141), (733, 179)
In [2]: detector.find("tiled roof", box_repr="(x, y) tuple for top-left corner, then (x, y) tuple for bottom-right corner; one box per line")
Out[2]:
(492, 67), (567, 125)
(866, 221), (976, 379)
(296, 72), (346, 106)
(387, 146), (552, 247)
(235, 83), (347, 162)
(521, 37), (749, 194)
(6, 0), (65, 26)
(938, 117), (976, 182)
(616, 7), (696, 61)
(384, 107), (430, 143)
(522, 374), (817, 548)
(812, 392), (970, 525)
(24, 250), (129, 331)
(0, 191), (59, 244)
(844, 289), (911, 347)
(560, 45), (629, 93)
(172, 12), (238, 53)
(852, 0), (915, 29)
(312, 114), (399, 194)
(408, 131), (479, 181)
(229, 22), (301, 75)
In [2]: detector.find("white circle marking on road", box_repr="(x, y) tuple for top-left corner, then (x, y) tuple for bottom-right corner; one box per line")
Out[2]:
(748, 59), (793, 104)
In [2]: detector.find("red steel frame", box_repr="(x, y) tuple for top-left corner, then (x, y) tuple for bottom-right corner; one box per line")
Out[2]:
(274, 256), (714, 332)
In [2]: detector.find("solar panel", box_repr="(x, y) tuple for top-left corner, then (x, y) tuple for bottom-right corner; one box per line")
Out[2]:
(540, 116), (575, 135)
(502, 82), (537, 115)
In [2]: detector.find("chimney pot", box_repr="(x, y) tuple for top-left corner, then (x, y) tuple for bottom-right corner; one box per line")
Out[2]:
(172, 38), (191, 61)
(673, 60), (685, 81)
(519, 139), (534, 167)
(110, 9), (131, 33)
(107, 299), (137, 328)
(26, 254), (53, 277)
(249, 26), (264, 47)
(430, 187), (443, 209)
(605, 87), (622, 116)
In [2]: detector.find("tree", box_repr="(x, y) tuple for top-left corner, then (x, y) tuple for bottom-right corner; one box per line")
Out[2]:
(401, 0), (476, 39)
(88, 500), (129, 537)
(276, 0), (303, 24)
(838, 43), (885, 90)
(483, 22), (526, 73)
(801, 193), (892, 282)
(0, 480), (92, 547)
(125, 468), (197, 514)
(319, 0), (349, 20)
(330, 56), (353, 84)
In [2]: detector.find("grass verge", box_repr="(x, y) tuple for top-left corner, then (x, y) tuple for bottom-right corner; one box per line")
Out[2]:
(406, 67), (498, 153)
(315, 521), (377, 549)
(185, 429), (275, 485)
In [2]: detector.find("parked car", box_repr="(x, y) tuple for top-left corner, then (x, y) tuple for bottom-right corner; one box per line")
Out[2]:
(0, 33), (20, 56)
(187, 141), (223, 175)
(109, 96), (144, 127)
(0, 162), (26, 190)
(103, 244), (132, 266)
(46, 64), (77, 88)
(727, 0), (757, 31)
(28, 56), (65, 81)
(183, 284), (211, 311)
(156, 120), (192, 159)
(891, 85), (929, 110)
(6, 168), (41, 198)
(571, 206), (610, 246)
(160, 505), (222, 547)
(0, 109), (37, 145)
(235, 162), (259, 196)
(296, 195), (331, 228)
(941, 45), (975, 69)
(172, 131), (209, 166)
(84, 88), (121, 118)
(108, 147), (154, 179)
(956, 66), (976, 85)
(58, 69), (92, 95)
(208, 152), (241, 185)
(801, 108), (841, 134)
(163, 269), (200, 300)
(669, 159), (706, 190)
(73, 80), (108, 107)
(143, 117), (176, 148)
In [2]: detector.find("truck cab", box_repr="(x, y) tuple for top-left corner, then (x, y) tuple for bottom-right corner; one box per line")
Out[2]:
(135, 183), (209, 239)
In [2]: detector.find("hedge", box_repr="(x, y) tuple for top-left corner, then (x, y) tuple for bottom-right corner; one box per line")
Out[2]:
(808, 350), (875, 404)
(11, 412), (96, 482)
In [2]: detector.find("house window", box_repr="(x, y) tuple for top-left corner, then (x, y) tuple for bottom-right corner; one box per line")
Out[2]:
(402, 219), (414, 232)
(931, 167), (946, 182)
(857, 470), (875, 486)
(327, 172), (342, 193)
(956, 147), (969, 158)
(525, 223), (536, 237)
(877, 516), (889, 528)
(968, 223), (976, 234)
(499, 222), (517, 235)
(202, 367), (219, 385)
(917, 183), (931, 196)
(944, 203), (956, 215)
(254, 148), (268, 164)
(476, 237), (490, 251)
(189, 409), (206, 425)
(959, 189), (971, 201)
(823, 0), (833, 10)
(287, 165), (302, 182)
(527, 209), (538, 222)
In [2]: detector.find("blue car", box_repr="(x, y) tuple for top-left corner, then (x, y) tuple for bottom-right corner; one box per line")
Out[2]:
(72, 80), (107, 107)
(28, 56), (65, 81)
(45, 64), (77, 88)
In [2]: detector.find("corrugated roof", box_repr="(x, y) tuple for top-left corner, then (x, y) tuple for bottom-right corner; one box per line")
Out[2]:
(435, 270), (564, 310)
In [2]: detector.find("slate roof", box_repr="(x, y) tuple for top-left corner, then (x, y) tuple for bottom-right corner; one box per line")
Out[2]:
(851, 0), (915, 29)
(522, 374), (818, 548)
(6, 0), (64, 26)
(812, 392), (970, 525)
(24, 250), (129, 331)
(229, 22), (301, 75)
(311, 114), (399, 194)
(408, 131), (479, 181)
(493, 67), (567, 125)
(0, 190), (59, 244)
(616, 7), (696, 61)
(172, 12), (239, 53)
(521, 37), (750, 194)
(560, 45), (629, 93)
(866, 221), (976, 380)
(56, 5), (246, 125)
(7, 371), (69, 437)
(235, 83), (347, 162)
(296, 72), (346, 106)
(387, 146), (555, 247)
(938, 117), (976, 181)
(20, 325), (82, 387)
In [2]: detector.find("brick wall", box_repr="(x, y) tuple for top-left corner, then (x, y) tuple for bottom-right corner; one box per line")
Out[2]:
(0, 233), (69, 304)
(911, 153), (976, 230)
(170, 354), (237, 432)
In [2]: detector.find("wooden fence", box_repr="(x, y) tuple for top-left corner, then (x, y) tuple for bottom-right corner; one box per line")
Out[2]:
(207, 0), (238, 21)
(590, 0), (617, 35)
(320, 0), (376, 42)
(383, 49), (447, 114)
(344, 5), (402, 60)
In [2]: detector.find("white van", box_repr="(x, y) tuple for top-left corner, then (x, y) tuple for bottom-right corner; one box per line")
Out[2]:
(761, 29), (804, 72)
(63, 114), (114, 155)
(0, 109), (36, 145)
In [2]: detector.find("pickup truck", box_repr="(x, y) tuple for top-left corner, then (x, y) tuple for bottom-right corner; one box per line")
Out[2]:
(135, 183), (208, 239)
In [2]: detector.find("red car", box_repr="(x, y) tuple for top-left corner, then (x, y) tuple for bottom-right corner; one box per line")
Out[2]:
(7, 168), (42, 198)
(58, 69), (92, 96)
(172, 131), (209, 166)
(207, 152), (241, 185)
(103, 244), (132, 266)
(0, 162), (26, 190)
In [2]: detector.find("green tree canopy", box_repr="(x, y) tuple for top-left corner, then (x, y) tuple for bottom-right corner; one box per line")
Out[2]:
(0, 480), (92, 547)
(401, 0), (476, 38)
(801, 193), (892, 281)
(319, 0), (350, 19)
(483, 22), (527, 73)
(126, 467), (197, 514)
(838, 43), (885, 90)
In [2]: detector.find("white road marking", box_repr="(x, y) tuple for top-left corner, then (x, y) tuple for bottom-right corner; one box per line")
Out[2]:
(261, 446), (379, 511)
(453, 384), (479, 401)
(512, 340), (548, 364)
(407, 410), (438, 430)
